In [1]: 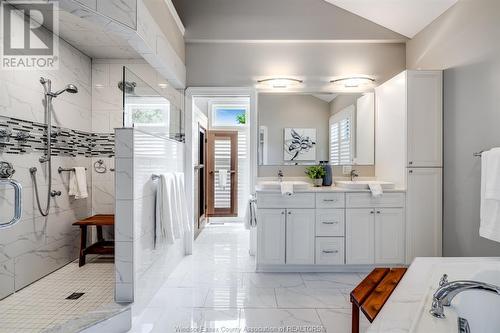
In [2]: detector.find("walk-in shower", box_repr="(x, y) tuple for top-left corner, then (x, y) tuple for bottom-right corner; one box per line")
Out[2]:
(30, 77), (78, 216)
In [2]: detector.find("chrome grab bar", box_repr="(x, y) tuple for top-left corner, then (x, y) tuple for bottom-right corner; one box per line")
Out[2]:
(0, 161), (22, 229)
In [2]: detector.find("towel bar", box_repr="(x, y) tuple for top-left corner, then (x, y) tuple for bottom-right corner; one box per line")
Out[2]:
(58, 167), (87, 173)
(473, 151), (484, 157)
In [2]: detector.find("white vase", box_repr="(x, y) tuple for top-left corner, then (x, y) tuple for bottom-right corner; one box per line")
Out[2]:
(313, 178), (323, 187)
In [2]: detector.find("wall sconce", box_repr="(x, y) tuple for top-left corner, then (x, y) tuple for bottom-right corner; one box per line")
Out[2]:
(257, 78), (303, 89)
(330, 76), (375, 88)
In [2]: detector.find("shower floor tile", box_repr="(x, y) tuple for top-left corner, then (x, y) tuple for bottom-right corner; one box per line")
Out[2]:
(0, 257), (117, 333)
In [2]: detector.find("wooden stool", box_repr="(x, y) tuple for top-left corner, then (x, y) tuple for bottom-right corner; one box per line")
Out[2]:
(350, 267), (407, 333)
(73, 214), (115, 266)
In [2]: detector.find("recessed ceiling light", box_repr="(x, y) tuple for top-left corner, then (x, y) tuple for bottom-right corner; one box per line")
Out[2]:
(157, 83), (168, 89)
(330, 76), (375, 88)
(257, 78), (303, 89)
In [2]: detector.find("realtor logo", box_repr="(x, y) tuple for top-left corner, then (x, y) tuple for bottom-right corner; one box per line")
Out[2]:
(1, 1), (59, 70)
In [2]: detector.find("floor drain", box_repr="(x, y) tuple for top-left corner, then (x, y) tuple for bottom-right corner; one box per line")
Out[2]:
(66, 292), (85, 300)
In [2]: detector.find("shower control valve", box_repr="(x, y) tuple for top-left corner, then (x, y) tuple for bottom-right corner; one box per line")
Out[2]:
(0, 161), (15, 179)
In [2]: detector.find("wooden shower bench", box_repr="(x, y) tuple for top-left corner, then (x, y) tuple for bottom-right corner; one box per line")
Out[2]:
(350, 267), (407, 333)
(73, 214), (115, 266)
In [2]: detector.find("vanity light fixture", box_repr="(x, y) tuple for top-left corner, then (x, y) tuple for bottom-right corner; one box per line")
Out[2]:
(330, 76), (375, 88)
(257, 78), (303, 89)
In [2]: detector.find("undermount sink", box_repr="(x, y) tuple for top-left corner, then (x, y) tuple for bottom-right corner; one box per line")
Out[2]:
(335, 180), (395, 190)
(258, 180), (310, 190)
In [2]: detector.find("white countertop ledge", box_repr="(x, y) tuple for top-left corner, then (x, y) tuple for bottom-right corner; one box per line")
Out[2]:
(255, 185), (406, 193)
(366, 257), (500, 333)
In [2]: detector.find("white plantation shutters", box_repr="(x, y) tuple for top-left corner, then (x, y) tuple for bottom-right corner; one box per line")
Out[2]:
(330, 105), (354, 165)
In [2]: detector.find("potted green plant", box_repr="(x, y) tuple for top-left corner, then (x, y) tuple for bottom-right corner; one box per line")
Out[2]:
(305, 165), (326, 187)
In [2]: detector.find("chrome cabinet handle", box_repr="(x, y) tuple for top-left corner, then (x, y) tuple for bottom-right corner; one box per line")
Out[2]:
(288, 211), (291, 215)
(281, 211), (285, 215)
(0, 178), (22, 229)
(376, 211), (381, 214)
(322, 250), (339, 254)
(322, 221), (339, 225)
(409, 161), (413, 165)
(323, 199), (337, 202)
(370, 211), (374, 214)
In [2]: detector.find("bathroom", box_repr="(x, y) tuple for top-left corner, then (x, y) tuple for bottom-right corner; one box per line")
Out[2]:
(1, 0), (500, 332)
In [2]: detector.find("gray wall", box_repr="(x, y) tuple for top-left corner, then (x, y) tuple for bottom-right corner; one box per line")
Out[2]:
(407, 0), (500, 256)
(259, 94), (330, 165)
(173, 0), (406, 41)
(330, 93), (362, 116)
(185, 42), (406, 90)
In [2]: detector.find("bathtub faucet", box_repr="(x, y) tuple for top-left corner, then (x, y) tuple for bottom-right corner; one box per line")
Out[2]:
(429, 277), (500, 318)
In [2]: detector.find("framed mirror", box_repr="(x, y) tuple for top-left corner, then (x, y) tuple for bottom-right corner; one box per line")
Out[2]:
(258, 92), (375, 166)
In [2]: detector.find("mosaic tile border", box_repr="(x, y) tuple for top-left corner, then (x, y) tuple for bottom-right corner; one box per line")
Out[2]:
(0, 116), (115, 157)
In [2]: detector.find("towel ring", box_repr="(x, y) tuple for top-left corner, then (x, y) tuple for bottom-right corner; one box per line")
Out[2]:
(93, 159), (107, 173)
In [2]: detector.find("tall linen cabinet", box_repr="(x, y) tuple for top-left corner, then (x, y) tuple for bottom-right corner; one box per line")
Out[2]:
(375, 70), (443, 264)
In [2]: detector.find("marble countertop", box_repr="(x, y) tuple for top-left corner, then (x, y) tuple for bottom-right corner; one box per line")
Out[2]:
(255, 185), (406, 193)
(366, 257), (500, 333)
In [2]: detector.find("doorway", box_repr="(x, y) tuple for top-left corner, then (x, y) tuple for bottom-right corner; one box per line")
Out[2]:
(206, 130), (238, 217)
(194, 125), (207, 238)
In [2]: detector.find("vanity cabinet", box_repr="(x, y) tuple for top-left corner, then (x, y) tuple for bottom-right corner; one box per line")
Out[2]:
(345, 193), (405, 265)
(256, 191), (405, 271)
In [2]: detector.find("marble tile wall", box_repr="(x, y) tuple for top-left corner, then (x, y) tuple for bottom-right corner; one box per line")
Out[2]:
(115, 128), (186, 304)
(0, 29), (93, 299)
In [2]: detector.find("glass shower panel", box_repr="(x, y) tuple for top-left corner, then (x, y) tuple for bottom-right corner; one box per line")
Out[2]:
(214, 138), (231, 209)
(121, 66), (184, 142)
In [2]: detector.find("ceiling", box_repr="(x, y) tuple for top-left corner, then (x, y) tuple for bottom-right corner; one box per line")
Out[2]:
(324, 0), (458, 38)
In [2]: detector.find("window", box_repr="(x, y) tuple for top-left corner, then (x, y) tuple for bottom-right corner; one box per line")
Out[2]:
(211, 105), (247, 127)
(330, 105), (354, 165)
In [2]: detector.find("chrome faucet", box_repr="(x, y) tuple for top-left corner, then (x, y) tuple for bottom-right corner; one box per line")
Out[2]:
(350, 169), (359, 181)
(277, 169), (284, 182)
(429, 275), (500, 318)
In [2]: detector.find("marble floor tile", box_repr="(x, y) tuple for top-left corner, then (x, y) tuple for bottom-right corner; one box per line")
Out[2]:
(317, 308), (370, 333)
(130, 307), (240, 333)
(240, 308), (325, 332)
(275, 286), (350, 309)
(241, 272), (305, 288)
(146, 286), (209, 308)
(204, 286), (278, 308)
(301, 272), (363, 289)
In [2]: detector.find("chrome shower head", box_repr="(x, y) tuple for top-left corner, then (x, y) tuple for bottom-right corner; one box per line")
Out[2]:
(51, 84), (78, 97)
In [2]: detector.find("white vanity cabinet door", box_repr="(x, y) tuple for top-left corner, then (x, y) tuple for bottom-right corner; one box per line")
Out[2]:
(286, 209), (315, 265)
(407, 71), (443, 167)
(346, 209), (375, 265)
(406, 168), (442, 263)
(375, 208), (405, 264)
(257, 209), (286, 265)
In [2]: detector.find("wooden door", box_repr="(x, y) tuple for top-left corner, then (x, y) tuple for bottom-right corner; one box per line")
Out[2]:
(207, 130), (238, 217)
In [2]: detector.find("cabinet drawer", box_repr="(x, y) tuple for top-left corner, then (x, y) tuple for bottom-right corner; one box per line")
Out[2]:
(346, 193), (405, 208)
(315, 237), (344, 265)
(256, 192), (315, 208)
(316, 209), (344, 236)
(316, 193), (345, 208)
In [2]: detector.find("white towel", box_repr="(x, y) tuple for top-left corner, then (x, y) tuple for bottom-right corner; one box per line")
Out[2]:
(244, 195), (257, 230)
(68, 167), (88, 199)
(369, 183), (383, 198)
(155, 174), (175, 244)
(480, 149), (500, 243)
(218, 170), (228, 190)
(281, 182), (293, 196)
(174, 173), (192, 233)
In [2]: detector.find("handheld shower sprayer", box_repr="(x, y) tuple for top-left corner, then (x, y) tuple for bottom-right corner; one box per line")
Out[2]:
(31, 77), (79, 216)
